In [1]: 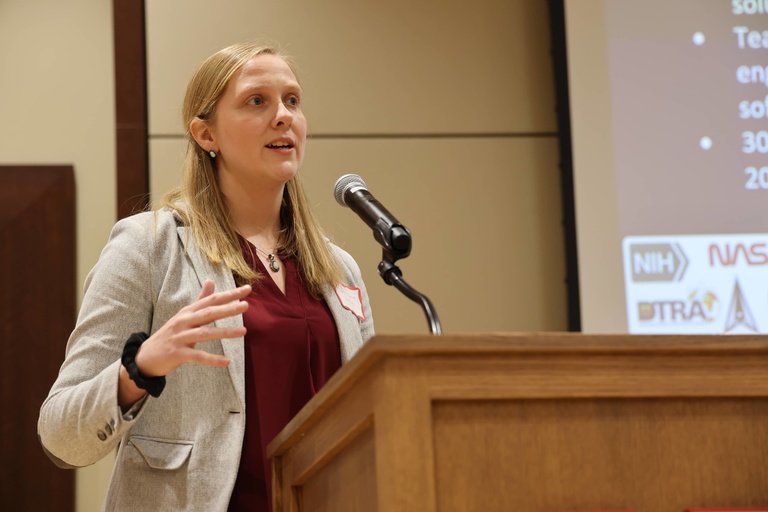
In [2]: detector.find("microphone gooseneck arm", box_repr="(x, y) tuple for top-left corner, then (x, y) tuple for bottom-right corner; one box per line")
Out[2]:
(378, 253), (443, 336)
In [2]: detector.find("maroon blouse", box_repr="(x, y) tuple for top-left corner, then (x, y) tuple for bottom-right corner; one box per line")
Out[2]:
(228, 239), (342, 511)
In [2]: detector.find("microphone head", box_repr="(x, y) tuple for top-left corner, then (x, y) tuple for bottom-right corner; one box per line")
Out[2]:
(334, 174), (368, 207)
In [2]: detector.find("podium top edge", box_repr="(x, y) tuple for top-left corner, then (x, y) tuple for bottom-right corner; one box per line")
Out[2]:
(363, 332), (768, 354)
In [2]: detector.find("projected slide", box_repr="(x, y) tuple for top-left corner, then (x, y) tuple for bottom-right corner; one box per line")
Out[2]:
(606, 0), (768, 334)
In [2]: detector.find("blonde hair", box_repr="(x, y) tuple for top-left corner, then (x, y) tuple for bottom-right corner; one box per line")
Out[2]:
(158, 42), (342, 296)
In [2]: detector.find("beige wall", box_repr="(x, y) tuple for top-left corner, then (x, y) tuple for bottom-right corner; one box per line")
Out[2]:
(3, 0), (566, 510)
(147, 0), (567, 334)
(0, 1), (117, 510)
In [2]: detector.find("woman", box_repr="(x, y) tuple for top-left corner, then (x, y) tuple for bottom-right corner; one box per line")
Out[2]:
(38, 42), (374, 511)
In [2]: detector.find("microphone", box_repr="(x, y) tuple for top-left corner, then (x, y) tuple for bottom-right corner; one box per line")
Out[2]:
(334, 174), (412, 259)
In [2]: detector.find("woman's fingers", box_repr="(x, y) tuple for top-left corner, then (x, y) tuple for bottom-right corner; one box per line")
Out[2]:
(196, 279), (216, 300)
(188, 300), (249, 330)
(190, 284), (251, 313)
(136, 283), (252, 376)
(182, 346), (231, 367)
(180, 325), (247, 346)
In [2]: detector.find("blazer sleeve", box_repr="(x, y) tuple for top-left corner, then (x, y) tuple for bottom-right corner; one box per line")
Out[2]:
(38, 213), (159, 467)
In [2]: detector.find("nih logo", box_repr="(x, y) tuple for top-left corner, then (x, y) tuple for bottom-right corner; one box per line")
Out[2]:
(629, 243), (688, 283)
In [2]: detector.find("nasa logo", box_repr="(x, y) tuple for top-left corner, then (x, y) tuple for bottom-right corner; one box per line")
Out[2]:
(709, 242), (768, 267)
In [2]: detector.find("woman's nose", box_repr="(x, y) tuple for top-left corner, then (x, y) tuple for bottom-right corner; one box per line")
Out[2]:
(273, 102), (293, 128)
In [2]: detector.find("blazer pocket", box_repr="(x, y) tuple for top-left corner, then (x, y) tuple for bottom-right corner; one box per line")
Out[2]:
(128, 436), (193, 470)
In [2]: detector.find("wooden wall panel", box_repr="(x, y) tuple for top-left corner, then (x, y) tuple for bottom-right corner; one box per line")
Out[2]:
(150, 136), (568, 333)
(145, 0), (556, 136)
(0, 166), (75, 511)
(114, 0), (149, 219)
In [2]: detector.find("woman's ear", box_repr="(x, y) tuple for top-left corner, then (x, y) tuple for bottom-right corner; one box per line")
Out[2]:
(189, 117), (216, 152)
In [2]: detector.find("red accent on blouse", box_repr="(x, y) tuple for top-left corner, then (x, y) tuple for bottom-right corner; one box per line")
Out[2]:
(228, 240), (341, 512)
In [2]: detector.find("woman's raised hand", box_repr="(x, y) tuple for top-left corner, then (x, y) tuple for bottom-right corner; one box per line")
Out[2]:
(118, 280), (250, 409)
(134, 280), (250, 377)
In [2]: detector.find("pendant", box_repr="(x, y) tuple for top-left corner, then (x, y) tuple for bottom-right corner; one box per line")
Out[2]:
(267, 254), (280, 273)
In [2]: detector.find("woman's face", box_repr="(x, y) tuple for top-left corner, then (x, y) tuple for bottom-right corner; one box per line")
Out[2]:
(207, 53), (307, 191)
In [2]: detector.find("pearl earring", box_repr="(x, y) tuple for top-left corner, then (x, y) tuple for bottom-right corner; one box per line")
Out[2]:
(209, 150), (217, 158)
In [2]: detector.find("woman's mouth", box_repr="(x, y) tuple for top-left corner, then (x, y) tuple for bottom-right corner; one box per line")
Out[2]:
(265, 141), (294, 149)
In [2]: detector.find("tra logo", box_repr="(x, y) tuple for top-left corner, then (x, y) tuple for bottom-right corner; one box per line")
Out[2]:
(709, 242), (768, 267)
(630, 243), (688, 282)
(637, 289), (719, 324)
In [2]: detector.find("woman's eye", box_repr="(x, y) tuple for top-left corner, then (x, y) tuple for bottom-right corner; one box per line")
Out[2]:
(250, 97), (263, 106)
(287, 96), (299, 107)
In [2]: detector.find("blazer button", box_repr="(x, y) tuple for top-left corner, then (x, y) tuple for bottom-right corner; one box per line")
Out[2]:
(97, 430), (107, 441)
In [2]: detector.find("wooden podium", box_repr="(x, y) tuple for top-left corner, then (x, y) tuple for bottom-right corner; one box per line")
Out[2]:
(268, 334), (768, 512)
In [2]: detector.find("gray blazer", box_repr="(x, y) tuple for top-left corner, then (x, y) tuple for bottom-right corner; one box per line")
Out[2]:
(38, 209), (374, 511)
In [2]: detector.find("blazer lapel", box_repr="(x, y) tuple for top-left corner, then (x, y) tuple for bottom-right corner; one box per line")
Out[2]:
(176, 225), (245, 408)
(322, 283), (363, 364)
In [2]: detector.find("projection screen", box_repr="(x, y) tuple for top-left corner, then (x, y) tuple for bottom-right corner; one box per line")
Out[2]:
(565, 0), (768, 334)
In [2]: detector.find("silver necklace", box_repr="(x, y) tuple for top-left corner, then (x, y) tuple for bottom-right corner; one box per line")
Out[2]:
(252, 245), (280, 273)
